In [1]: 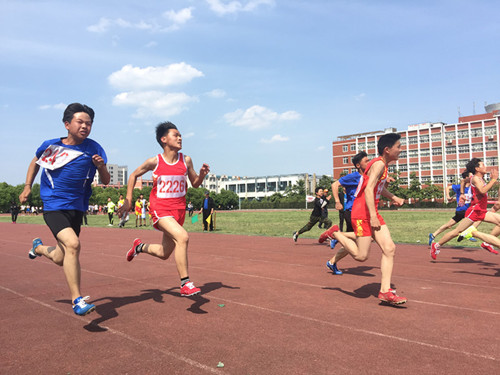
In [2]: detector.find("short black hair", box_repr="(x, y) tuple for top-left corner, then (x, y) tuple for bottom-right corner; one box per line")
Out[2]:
(156, 121), (178, 147)
(62, 103), (95, 123)
(315, 187), (322, 193)
(377, 133), (401, 155)
(461, 171), (469, 179)
(352, 151), (368, 168)
(466, 158), (481, 175)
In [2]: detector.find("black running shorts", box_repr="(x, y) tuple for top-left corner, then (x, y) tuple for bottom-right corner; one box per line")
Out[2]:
(451, 210), (466, 223)
(43, 210), (84, 238)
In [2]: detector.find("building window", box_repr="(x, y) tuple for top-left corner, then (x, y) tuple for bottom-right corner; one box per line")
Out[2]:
(445, 145), (456, 154)
(445, 131), (455, 141)
(419, 135), (429, 143)
(433, 175), (444, 184)
(343, 169), (349, 174)
(239, 184), (246, 193)
(421, 163), (430, 170)
(457, 130), (469, 139)
(431, 133), (442, 142)
(486, 157), (498, 166)
(408, 149), (419, 158)
(267, 182), (276, 192)
(350, 144), (356, 151)
(342, 145), (348, 152)
(256, 182), (265, 192)
(400, 178), (408, 185)
(398, 164), (408, 172)
(409, 163), (419, 171)
(470, 128), (483, 137)
(279, 181), (288, 191)
(400, 138), (407, 146)
(399, 151), (407, 159)
(408, 136), (418, 145)
(343, 156), (348, 164)
(247, 183), (255, 192)
(367, 141), (376, 149)
(485, 126), (497, 136)
(432, 147), (442, 156)
(433, 161), (443, 169)
(458, 144), (470, 154)
(446, 161), (457, 169)
(471, 143), (484, 152)
(485, 142), (497, 151)
(358, 142), (366, 150)
(459, 159), (468, 168)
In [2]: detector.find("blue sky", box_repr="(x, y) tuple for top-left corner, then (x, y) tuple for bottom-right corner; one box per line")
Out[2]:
(1, 0), (499, 185)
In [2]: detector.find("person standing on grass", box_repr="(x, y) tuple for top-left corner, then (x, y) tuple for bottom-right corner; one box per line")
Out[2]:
(430, 158), (500, 259)
(106, 197), (116, 226)
(10, 201), (20, 224)
(200, 191), (215, 231)
(292, 187), (333, 242)
(118, 121), (210, 297)
(19, 102), (110, 316)
(134, 197), (143, 227)
(321, 133), (407, 305)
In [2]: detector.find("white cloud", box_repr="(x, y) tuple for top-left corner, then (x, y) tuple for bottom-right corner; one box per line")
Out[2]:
(108, 63), (204, 90)
(317, 146), (325, 151)
(183, 132), (195, 138)
(206, 0), (275, 16)
(206, 89), (227, 98)
(260, 134), (290, 143)
(163, 7), (194, 26)
(224, 105), (300, 130)
(87, 8), (193, 34)
(354, 93), (366, 101)
(39, 103), (66, 110)
(112, 91), (198, 119)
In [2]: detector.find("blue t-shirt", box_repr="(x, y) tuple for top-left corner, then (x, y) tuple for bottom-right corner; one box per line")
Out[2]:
(451, 184), (471, 212)
(36, 138), (107, 212)
(338, 171), (361, 211)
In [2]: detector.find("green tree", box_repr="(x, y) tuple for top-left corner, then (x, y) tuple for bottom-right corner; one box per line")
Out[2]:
(317, 175), (333, 190)
(408, 172), (422, 201)
(214, 189), (239, 210)
(420, 184), (443, 201)
(186, 187), (206, 210)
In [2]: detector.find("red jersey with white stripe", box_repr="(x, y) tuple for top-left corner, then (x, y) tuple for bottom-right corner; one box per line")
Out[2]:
(351, 156), (388, 220)
(468, 180), (488, 211)
(149, 153), (188, 211)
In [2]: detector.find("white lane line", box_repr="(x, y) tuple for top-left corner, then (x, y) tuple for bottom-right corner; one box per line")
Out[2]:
(1, 285), (226, 374)
(209, 295), (498, 362)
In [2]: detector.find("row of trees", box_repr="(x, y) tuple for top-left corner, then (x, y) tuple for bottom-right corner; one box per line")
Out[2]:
(2, 172), (497, 213)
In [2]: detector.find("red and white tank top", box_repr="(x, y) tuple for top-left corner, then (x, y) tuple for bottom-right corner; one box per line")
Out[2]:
(149, 153), (188, 211)
(469, 179), (488, 211)
(351, 156), (388, 219)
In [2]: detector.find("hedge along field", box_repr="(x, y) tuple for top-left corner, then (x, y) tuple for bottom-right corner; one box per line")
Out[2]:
(1, 209), (496, 247)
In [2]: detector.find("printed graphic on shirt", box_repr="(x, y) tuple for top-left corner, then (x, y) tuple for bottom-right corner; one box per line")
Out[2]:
(36, 144), (84, 170)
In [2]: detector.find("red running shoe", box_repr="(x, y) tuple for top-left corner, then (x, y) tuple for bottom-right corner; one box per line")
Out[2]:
(126, 238), (142, 262)
(319, 225), (339, 243)
(180, 281), (201, 296)
(378, 289), (407, 305)
(481, 242), (499, 255)
(430, 242), (440, 260)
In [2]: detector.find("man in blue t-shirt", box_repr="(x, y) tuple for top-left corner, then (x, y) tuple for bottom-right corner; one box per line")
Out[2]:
(19, 103), (110, 316)
(325, 151), (368, 275)
(428, 171), (472, 246)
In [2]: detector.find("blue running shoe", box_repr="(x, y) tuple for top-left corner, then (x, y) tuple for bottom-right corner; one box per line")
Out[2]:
(330, 239), (338, 249)
(468, 237), (477, 242)
(72, 296), (96, 316)
(326, 261), (343, 275)
(428, 233), (435, 246)
(29, 238), (43, 259)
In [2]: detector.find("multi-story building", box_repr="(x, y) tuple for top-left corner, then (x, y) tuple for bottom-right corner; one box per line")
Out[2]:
(200, 173), (322, 200)
(332, 103), (500, 189)
(93, 164), (128, 186)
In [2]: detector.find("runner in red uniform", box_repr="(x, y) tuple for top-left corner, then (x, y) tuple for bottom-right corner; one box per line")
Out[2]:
(119, 122), (210, 297)
(330, 133), (407, 305)
(431, 158), (500, 259)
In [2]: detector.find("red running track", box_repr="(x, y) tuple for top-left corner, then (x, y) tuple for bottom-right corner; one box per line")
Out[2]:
(1, 222), (499, 374)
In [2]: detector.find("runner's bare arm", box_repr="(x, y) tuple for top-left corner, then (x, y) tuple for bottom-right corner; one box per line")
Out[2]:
(185, 155), (210, 188)
(92, 155), (110, 185)
(19, 157), (40, 204)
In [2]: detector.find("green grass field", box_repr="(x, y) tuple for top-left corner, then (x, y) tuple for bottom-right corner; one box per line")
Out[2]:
(2, 209), (496, 248)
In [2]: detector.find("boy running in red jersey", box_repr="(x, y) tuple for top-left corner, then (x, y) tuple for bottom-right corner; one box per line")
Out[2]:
(430, 158), (500, 259)
(118, 122), (210, 296)
(328, 133), (407, 305)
